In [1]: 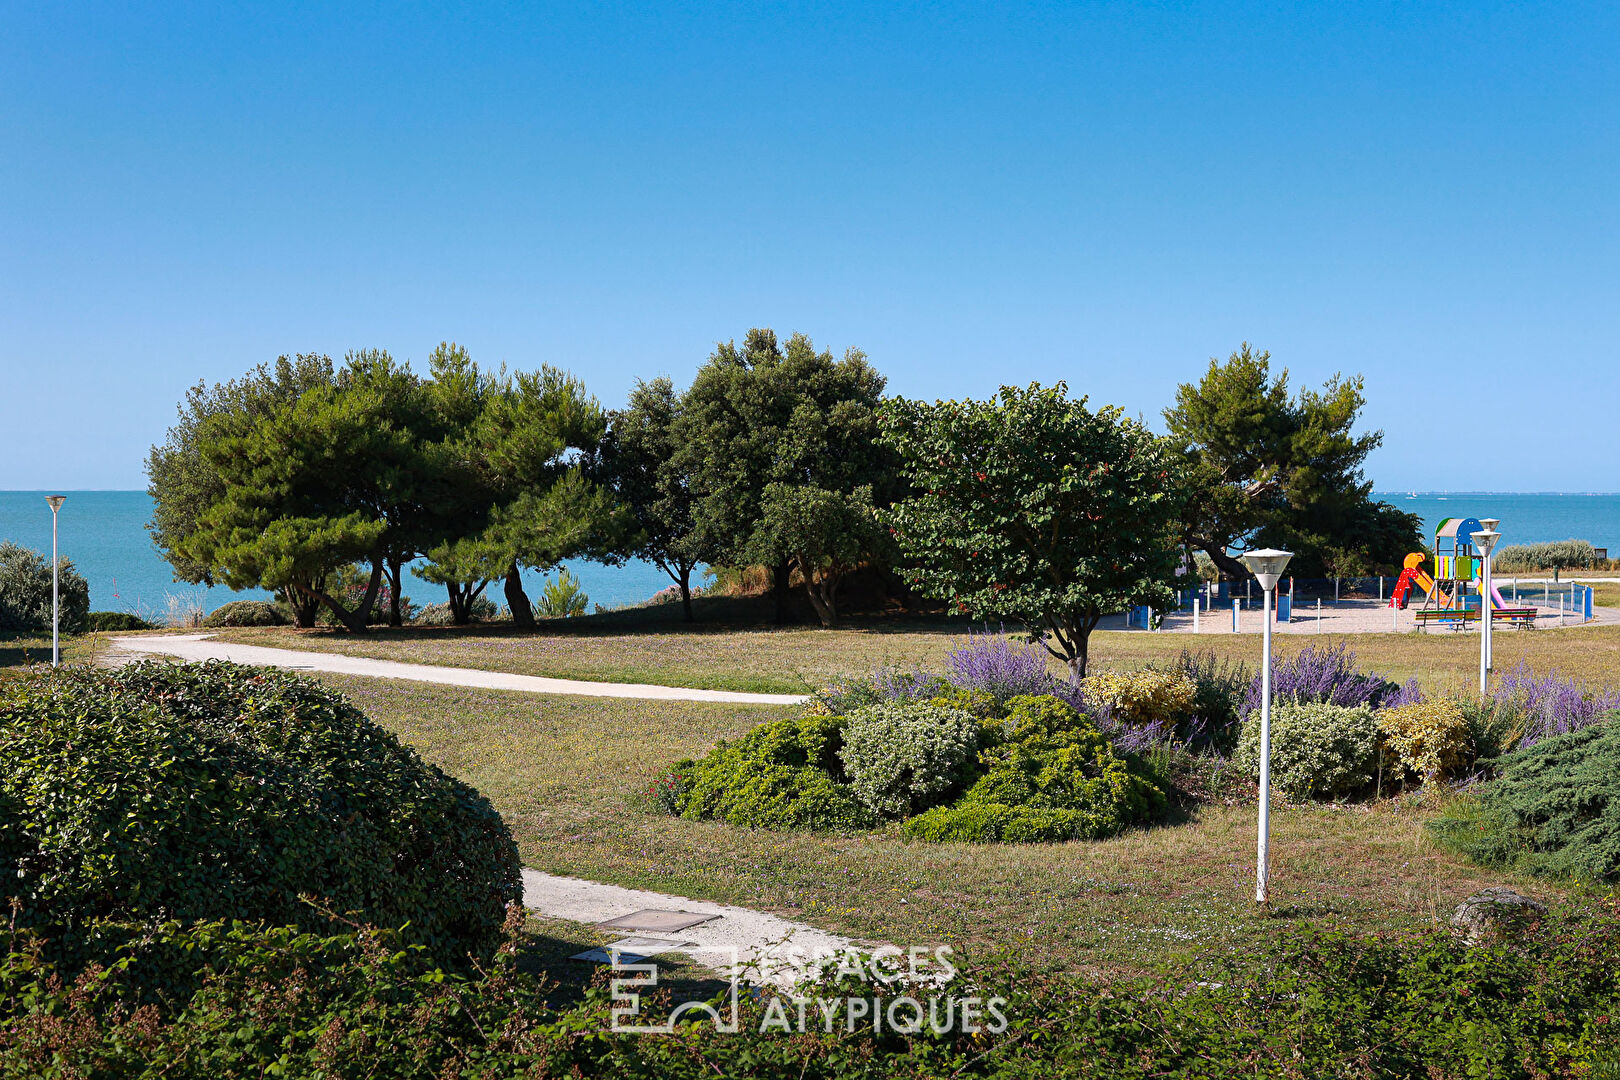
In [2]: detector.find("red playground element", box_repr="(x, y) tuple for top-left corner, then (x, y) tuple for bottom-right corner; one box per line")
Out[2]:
(1389, 552), (1437, 610)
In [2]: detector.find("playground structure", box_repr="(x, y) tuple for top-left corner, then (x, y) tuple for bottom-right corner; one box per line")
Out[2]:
(1389, 516), (1538, 629)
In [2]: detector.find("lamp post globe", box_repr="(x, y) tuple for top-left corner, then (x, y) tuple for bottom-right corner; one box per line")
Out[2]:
(44, 495), (67, 667)
(1240, 547), (1293, 903)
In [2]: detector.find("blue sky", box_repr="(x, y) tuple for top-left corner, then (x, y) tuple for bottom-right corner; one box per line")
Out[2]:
(3, 2), (1615, 491)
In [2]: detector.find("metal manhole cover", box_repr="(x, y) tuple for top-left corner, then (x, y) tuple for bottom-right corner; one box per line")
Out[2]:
(595, 909), (719, 934)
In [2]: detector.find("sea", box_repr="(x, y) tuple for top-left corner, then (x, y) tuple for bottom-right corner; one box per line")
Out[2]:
(0, 490), (684, 617)
(1, 490), (1616, 617)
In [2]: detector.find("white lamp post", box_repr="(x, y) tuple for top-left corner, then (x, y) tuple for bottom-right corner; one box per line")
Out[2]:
(45, 495), (67, 667)
(1477, 518), (1499, 670)
(1471, 524), (1500, 696)
(1241, 546), (1293, 904)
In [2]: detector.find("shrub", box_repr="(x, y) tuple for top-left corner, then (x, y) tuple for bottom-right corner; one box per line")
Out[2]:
(1490, 662), (1620, 746)
(1242, 642), (1393, 716)
(0, 541), (89, 634)
(536, 568), (589, 617)
(942, 631), (1053, 701)
(1377, 698), (1472, 782)
(1430, 715), (1620, 883)
(85, 611), (153, 631)
(807, 665), (948, 716)
(201, 599), (287, 627)
(838, 701), (982, 818)
(678, 715), (873, 831)
(1233, 700), (1380, 801)
(7, 908), (1620, 1077)
(1493, 539), (1599, 573)
(1149, 649), (1251, 736)
(902, 695), (1165, 843)
(1081, 669), (1198, 726)
(413, 596), (500, 625)
(0, 661), (521, 969)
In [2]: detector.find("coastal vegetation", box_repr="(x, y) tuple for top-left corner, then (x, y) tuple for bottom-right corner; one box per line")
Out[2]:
(142, 335), (1421, 653)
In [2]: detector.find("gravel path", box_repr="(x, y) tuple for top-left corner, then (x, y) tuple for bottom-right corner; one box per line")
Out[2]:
(521, 869), (870, 987)
(107, 633), (809, 705)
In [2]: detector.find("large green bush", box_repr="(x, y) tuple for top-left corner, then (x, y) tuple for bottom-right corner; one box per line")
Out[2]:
(0, 541), (89, 634)
(838, 701), (982, 818)
(0, 661), (520, 968)
(1233, 700), (1380, 801)
(1430, 715), (1620, 883)
(200, 599), (288, 627)
(902, 695), (1166, 843)
(85, 611), (154, 631)
(677, 714), (874, 830)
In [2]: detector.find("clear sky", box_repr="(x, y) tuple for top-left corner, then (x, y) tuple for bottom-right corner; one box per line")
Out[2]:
(3, 2), (1615, 492)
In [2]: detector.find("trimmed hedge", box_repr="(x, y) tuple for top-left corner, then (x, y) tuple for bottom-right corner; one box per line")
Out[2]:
(0, 661), (520, 969)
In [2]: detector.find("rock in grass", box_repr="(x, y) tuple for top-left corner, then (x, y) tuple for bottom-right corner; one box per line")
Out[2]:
(1449, 888), (1547, 944)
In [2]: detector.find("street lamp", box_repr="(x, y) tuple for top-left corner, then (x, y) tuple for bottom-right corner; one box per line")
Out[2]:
(1471, 524), (1500, 696)
(1477, 519), (1499, 670)
(44, 495), (66, 667)
(1241, 546), (1293, 904)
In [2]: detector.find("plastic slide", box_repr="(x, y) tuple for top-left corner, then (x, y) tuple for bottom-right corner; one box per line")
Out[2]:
(1390, 553), (1437, 609)
(1490, 584), (1510, 611)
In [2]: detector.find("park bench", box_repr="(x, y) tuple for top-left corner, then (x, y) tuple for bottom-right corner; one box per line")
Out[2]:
(1414, 607), (1539, 631)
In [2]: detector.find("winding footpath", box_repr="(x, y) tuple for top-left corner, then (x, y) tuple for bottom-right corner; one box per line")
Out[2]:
(108, 632), (809, 706)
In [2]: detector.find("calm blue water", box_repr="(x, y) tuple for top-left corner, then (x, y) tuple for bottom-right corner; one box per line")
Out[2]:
(0, 491), (686, 617)
(1373, 492), (1620, 555)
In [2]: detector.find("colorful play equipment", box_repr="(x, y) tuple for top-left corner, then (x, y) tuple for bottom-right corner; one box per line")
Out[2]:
(1389, 517), (1538, 628)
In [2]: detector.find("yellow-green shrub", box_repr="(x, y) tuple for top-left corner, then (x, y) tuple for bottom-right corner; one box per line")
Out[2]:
(1081, 670), (1197, 725)
(1377, 699), (1472, 781)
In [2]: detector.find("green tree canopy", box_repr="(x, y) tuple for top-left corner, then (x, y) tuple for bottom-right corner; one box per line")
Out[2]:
(881, 383), (1185, 676)
(596, 377), (705, 621)
(673, 328), (898, 624)
(1164, 344), (1422, 579)
(146, 354), (336, 625)
(415, 353), (623, 628)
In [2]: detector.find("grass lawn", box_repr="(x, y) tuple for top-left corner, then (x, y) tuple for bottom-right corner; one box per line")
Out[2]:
(213, 612), (1620, 698)
(320, 672), (1569, 977)
(0, 629), (107, 669)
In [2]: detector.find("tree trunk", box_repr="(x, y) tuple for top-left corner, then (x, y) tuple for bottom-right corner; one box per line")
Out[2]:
(387, 556), (405, 626)
(505, 565), (535, 629)
(1191, 538), (1250, 581)
(678, 565), (694, 623)
(772, 559), (791, 625)
(297, 560), (383, 633)
(797, 560), (839, 628)
(280, 584), (320, 628)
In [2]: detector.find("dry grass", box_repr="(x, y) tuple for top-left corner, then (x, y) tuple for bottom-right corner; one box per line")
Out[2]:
(322, 673), (1569, 975)
(212, 615), (1620, 700)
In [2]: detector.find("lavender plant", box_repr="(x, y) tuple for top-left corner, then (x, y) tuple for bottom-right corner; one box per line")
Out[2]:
(1243, 643), (1394, 717)
(1491, 662), (1620, 747)
(943, 630), (1054, 702)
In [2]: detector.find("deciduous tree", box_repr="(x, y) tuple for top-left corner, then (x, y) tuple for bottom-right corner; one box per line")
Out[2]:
(881, 383), (1184, 676)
